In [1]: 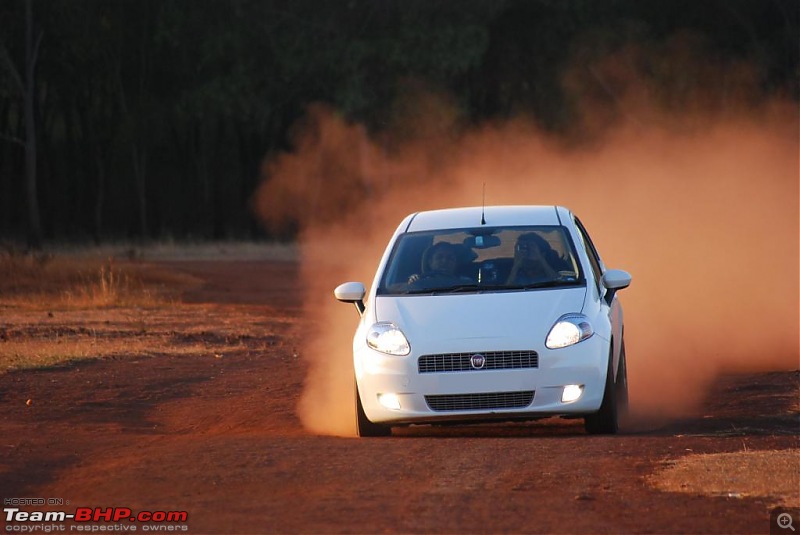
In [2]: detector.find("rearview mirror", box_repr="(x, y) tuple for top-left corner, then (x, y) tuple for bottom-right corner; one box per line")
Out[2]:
(463, 235), (501, 249)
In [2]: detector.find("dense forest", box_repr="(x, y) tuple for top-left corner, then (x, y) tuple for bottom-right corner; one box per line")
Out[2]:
(0, 0), (797, 246)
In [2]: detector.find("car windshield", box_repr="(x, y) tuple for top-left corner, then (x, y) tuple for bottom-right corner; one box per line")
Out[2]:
(377, 225), (585, 295)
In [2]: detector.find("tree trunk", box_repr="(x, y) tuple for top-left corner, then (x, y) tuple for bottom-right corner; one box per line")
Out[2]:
(132, 145), (147, 240)
(93, 148), (106, 244)
(23, 0), (43, 248)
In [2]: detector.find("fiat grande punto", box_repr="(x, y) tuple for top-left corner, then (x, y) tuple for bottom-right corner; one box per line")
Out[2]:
(334, 205), (631, 436)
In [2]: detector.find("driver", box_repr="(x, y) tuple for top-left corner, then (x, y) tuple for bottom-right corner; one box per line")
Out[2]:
(408, 242), (468, 286)
(426, 242), (459, 276)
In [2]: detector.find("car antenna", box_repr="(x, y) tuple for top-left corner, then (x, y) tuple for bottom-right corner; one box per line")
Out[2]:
(480, 183), (486, 225)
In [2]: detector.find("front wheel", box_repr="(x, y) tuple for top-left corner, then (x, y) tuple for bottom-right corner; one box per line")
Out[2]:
(355, 380), (391, 437)
(584, 346), (622, 435)
(616, 340), (629, 421)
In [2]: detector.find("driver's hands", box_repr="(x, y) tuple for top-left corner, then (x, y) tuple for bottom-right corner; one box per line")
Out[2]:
(515, 244), (545, 267)
(407, 273), (420, 284)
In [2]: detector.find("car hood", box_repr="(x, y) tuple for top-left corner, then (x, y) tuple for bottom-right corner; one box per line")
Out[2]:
(374, 287), (587, 353)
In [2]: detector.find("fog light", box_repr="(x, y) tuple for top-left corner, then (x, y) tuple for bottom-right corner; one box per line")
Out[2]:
(378, 393), (401, 411)
(561, 384), (584, 403)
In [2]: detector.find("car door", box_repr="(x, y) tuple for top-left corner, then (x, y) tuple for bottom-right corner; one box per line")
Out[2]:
(573, 217), (623, 374)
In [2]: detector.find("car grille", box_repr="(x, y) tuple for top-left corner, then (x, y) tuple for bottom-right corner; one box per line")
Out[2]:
(424, 391), (535, 412)
(418, 350), (538, 373)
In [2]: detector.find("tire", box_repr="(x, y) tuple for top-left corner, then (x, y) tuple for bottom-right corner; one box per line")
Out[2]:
(616, 340), (629, 421)
(355, 380), (391, 437)
(584, 346), (620, 435)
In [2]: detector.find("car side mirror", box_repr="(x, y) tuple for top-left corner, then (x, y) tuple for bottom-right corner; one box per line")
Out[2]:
(601, 269), (632, 304)
(334, 282), (366, 316)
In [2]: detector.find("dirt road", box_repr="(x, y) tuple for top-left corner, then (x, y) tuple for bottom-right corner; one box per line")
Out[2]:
(1, 259), (797, 534)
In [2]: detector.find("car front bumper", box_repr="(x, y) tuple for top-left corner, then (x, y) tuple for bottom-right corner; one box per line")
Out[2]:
(355, 335), (610, 425)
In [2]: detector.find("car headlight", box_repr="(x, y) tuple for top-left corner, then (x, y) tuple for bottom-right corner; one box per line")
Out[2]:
(367, 322), (410, 355)
(545, 314), (593, 349)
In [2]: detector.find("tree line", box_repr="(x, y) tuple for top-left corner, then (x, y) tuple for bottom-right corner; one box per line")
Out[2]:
(1, 0), (796, 246)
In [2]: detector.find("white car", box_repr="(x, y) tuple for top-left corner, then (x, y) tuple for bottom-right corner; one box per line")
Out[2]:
(335, 205), (631, 436)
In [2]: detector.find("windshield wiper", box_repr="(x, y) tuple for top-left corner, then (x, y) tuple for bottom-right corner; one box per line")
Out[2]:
(409, 283), (518, 294)
(403, 288), (433, 295)
(403, 283), (489, 294)
(441, 284), (484, 293)
(401, 280), (581, 295)
(404, 285), (479, 294)
(505, 280), (580, 291)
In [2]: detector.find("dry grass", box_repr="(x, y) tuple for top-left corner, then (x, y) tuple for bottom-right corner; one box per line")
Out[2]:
(648, 449), (800, 507)
(0, 337), (147, 372)
(0, 248), (195, 372)
(0, 243), (295, 374)
(0, 251), (198, 309)
(0, 330), (247, 373)
(0, 303), (277, 374)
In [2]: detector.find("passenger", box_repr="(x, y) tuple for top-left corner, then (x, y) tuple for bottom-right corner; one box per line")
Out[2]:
(507, 233), (560, 285)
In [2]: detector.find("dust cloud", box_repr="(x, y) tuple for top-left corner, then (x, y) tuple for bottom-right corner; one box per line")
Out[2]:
(253, 70), (798, 436)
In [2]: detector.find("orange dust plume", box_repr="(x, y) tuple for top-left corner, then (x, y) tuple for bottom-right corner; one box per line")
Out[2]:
(254, 66), (798, 437)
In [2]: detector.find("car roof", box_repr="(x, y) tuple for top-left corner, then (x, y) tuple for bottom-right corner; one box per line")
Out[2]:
(404, 205), (566, 232)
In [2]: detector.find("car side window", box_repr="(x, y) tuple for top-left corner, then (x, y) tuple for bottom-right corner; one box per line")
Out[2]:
(573, 217), (603, 293)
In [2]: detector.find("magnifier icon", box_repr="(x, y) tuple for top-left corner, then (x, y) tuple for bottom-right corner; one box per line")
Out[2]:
(778, 513), (795, 531)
